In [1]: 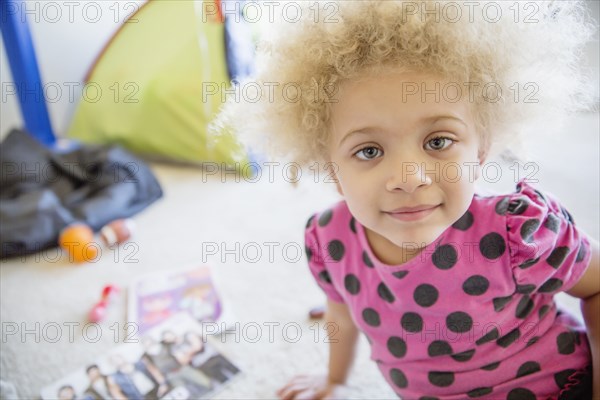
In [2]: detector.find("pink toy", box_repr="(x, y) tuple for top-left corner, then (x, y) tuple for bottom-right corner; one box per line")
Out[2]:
(89, 285), (119, 323)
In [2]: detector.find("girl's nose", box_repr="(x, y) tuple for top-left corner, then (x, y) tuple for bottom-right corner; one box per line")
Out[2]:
(385, 160), (433, 193)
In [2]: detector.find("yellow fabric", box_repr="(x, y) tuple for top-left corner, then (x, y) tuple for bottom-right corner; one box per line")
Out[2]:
(68, 0), (246, 165)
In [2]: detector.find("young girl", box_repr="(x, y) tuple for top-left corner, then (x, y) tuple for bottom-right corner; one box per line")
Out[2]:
(214, 1), (599, 398)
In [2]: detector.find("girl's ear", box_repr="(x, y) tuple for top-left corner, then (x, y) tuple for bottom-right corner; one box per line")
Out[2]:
(326, 162), (344, 196)
(478, 148), (488, 165)
(474, 145), (489, 181)
(477, 134), (489, 164)
(335, 179), (344, 196)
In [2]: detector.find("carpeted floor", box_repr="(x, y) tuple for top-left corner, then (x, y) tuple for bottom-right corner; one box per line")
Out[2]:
(1, 112), (597, 399)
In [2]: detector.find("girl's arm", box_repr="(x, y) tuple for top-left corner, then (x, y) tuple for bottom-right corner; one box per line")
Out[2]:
(565, 239), (600, 400)
(277, 299), (360, 400)
(326, 299), (360, 384)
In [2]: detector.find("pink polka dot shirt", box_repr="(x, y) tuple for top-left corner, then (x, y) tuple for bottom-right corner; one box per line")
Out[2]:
(305, 180), (592, 399)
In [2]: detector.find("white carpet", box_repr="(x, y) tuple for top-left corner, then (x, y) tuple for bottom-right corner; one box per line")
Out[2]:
(0, 162), (397, 399)
(1, 112), (597, 399)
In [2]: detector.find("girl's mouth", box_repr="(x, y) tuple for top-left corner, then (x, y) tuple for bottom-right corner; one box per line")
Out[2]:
(385, 204), (440, 222)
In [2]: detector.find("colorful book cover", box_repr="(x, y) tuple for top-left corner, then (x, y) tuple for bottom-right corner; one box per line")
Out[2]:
(128, 265), (228, 336)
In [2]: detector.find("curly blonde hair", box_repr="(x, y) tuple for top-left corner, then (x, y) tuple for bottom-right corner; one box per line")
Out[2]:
(213, 0), (597, 165)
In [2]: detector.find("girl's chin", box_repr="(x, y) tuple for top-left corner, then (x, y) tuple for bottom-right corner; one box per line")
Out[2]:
(386, 228), (446, 250)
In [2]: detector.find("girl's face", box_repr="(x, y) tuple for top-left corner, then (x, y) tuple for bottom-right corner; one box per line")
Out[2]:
(328, 71), (485, 265)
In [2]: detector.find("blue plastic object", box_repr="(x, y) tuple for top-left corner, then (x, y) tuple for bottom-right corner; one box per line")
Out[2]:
(1, 0), (55, 146)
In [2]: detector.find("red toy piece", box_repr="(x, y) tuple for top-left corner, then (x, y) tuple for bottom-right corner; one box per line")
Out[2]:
(88, 285), (120, 323)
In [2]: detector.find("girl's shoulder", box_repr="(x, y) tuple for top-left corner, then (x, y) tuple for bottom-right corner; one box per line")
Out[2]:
(305, 200), (353, 234)
(471, 180), (584, 255)
(471, 179), (591, 295)
(473, 179), (573, 222)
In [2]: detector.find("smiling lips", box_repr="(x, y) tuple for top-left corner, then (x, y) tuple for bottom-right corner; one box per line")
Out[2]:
(385, 204), (440, 222)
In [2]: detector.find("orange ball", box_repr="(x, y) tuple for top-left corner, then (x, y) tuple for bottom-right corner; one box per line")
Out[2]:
(59, 223), (99, 263)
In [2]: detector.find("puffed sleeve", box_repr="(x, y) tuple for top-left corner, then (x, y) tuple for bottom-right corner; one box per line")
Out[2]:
(506, 180), (592, 295)
(305, 214), (345, 303)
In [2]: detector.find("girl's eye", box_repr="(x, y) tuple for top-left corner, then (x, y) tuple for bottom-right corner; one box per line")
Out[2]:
(425, 137), (454, 151)
(355, 146), (383, 160)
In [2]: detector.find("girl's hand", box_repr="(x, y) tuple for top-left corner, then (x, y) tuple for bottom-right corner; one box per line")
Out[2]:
(276, 375), (346, 400)
(156, 383), (169, 397)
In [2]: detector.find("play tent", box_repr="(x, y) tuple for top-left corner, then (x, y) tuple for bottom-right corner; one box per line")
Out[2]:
(68, 0), (254, 166)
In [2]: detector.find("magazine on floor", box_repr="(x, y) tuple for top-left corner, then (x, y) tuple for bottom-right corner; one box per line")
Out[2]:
(128, 265), (235, 336)
(40, 313), (242, 400)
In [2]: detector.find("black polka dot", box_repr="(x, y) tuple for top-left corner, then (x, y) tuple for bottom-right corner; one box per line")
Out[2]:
(392, 270), (409, 279)
(516, 284), (536, 294)
(518, 257), (540, 270)
(428, 340), (453, 357)
(507, 388), (536, 400)
(362, 251), (373, 268)
(318, 209), (333, 227)
(467, 387), (493, 398)
(546, 246), (570, 269)
(327, 240), (345, 261)
(451, 349), (475, 362)
(389, 368), (408, 388)
(362, 308), (380, 327)
(495, 197), (509, 215)
(544, 213), (561, 233)
(344, 274), (360, 295)
(561, 207), (574, 224)
(507, 198), (529, 215)
(481, 361), (500, 371)
(554, 369), (577, 389)
(305, 246), (313, 262)
(446, 312), (473, 333)
(493, 295), (512, 312)
(497, 328), (520, 348)
(452, 211), (474, 231)
(479, 232), (506, 259)
(576, 242), (587, 262)
(419, 397), (439, 400)
(432, 244), (458, 270)
(516, 361), (541, 378)
(349, 217), (356, 233)
(378, 283), (395, 303)
(539, 278), (563, 293)
(387, 337), (407, 358)
(414, 284), (439, 307)
(534, 189), (546, 203)
(520, 219), (540, 242)
(318, 270), (332, 284)
(401, 312), (423, 332)
(556, 331), (576, 355)
(539, 305), (551, 318)
(428, 371), (454, 387)
(526, 336), (539, 347)
(516, 295), (534, 319)
(476, 327), (499, 345)
(463, 275), (489, 296)
(306, 215), (315, 228)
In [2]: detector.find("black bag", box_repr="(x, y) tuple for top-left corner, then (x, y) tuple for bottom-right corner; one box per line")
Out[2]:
(1, 129), (163, 258)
